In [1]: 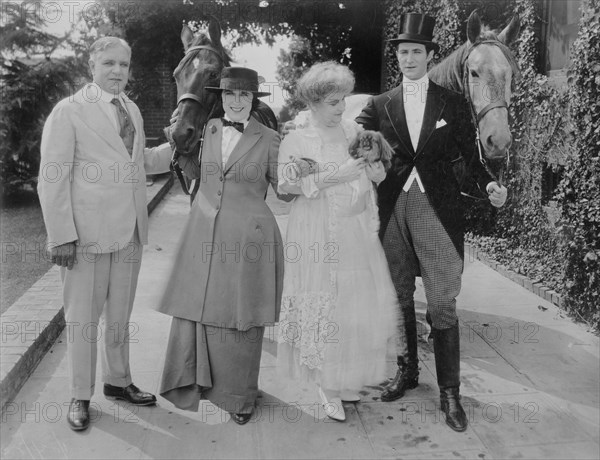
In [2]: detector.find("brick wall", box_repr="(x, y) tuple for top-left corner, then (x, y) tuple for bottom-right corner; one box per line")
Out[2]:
(139, 60), (177, 145)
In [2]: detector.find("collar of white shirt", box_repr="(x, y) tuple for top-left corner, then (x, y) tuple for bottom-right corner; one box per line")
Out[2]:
(88, 82), (126, 105)
(402, 74), (430, 90)
(221, 116), (251, 166)
(87, 83), (129, 133)
(402, 74), (429, 104)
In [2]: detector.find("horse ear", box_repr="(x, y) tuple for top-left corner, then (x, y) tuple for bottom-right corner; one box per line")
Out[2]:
(208, 16), (222, 48)
(498, 14), (520, 45)
(181, 24), (194, 51)
(467, 10), (481, 44)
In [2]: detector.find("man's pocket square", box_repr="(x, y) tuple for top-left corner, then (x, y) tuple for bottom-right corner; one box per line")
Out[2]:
(436, 119), (447, 129)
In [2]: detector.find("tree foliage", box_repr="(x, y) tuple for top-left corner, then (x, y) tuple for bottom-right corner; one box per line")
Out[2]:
(95, 0), (383, 119)
(0, 1), (89, 196)
(275, 26), (352, 116)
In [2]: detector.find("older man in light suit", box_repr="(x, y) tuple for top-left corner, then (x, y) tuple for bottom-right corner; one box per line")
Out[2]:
(38, 37), (173, 431)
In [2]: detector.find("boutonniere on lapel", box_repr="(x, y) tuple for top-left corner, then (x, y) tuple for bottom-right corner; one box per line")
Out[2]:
(436, 119), (447, 129)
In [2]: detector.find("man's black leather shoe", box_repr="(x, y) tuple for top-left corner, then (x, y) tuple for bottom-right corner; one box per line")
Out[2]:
(380, 366), (419, 402)
(432, 323), (468, 432)
(231, 412), (252, 425)
(67, 398), (90, 431)
(440, 387), (468, 432)
(382, 305), (420, 402)
(103, 383), (157, 406)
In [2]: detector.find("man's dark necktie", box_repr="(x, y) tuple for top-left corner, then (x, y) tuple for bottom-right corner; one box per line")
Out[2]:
(221, 118), (244, 133)
(111, 98), (135, 156)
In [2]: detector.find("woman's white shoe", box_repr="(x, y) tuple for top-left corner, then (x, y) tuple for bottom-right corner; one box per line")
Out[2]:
(318, 386), (346, 421)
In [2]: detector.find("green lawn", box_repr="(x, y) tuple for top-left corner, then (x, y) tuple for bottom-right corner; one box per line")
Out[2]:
(0, 191), (53, 315)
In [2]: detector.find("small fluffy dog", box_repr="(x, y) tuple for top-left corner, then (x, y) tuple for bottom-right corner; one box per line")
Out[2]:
(348, 130), (394, 170)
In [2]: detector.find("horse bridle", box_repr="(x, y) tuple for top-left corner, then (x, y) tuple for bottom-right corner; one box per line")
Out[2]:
(461, 39), (514, 187)
(176, 44), (224, 106)
(172, 44), (225, 196)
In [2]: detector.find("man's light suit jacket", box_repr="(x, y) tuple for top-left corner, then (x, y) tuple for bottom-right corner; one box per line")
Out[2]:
(38, 84), (173, 253)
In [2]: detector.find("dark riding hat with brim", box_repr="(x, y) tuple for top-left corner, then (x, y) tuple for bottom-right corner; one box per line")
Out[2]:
(205, 67), (270, 97)
(388, 13), (439, 52)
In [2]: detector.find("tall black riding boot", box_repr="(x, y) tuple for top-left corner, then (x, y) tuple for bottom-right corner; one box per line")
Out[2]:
(432, 322), (468, 432)
(381, 306), (419, 402)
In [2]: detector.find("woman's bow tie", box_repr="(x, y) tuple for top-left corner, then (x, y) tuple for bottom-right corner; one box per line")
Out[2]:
(221, 118), (244, 133)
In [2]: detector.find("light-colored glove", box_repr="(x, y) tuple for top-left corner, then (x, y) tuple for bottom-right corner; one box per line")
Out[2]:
(487, 182), (508, 208)
(365, 161), (387, 185)
(49, 242), (76, 270)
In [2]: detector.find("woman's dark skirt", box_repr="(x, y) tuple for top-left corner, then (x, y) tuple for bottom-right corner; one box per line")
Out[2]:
(159, 317), (264, 415)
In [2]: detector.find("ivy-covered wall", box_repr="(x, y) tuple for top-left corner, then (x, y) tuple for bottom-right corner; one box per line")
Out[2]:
(556, 0), (600, 328)
(383, 0), (599, 330)
(486, 0), (568, 300)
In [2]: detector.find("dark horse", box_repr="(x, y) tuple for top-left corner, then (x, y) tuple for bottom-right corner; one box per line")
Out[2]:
(170, 18), (278, 200)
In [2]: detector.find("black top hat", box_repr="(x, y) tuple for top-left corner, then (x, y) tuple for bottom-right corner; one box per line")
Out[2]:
(388, 13), (439, 52)
(205, 67), (270, 97)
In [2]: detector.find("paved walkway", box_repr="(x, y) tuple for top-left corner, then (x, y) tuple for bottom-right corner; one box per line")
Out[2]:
(1, 183), (598, 459)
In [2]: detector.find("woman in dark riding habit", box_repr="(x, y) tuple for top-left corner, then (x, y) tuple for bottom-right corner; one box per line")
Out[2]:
(156, 67), (283, 425)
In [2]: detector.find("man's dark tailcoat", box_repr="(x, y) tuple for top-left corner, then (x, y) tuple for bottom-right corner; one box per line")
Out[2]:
(356, 80), (491, 256)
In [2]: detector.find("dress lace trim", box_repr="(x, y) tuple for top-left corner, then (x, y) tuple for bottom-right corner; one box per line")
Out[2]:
(277, 293), (337, 370)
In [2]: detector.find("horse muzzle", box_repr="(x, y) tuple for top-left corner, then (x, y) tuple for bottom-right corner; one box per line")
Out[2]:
(171, 121), (202, 156)
(482, 131), (512, 160)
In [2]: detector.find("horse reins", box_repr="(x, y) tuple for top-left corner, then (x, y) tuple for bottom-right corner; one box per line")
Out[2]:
(461, 39), (513, 188)
(171, 44), (225, 196)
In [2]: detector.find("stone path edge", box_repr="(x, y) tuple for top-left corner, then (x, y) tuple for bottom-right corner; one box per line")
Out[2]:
(0, 173), (174, 414)
(464, 242), (563, 309)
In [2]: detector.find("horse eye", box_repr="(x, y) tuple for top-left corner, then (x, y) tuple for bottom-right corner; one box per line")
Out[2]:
(470, 69), (479, 78)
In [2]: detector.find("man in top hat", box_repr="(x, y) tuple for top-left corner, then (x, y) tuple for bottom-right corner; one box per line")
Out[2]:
(356, 13), (508, 432)
(157, 67), (284, 426)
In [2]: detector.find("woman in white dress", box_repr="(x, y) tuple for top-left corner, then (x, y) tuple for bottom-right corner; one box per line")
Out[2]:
(277, 62), (398, 422)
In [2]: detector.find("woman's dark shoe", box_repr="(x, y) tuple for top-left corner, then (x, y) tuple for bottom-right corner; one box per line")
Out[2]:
(231, 412), (252, 425)
(67, 398), (90, 431)
(103, 383), (157, 406)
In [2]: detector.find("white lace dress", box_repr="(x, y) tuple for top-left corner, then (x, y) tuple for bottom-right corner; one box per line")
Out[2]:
(276, 119), (398, 392)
